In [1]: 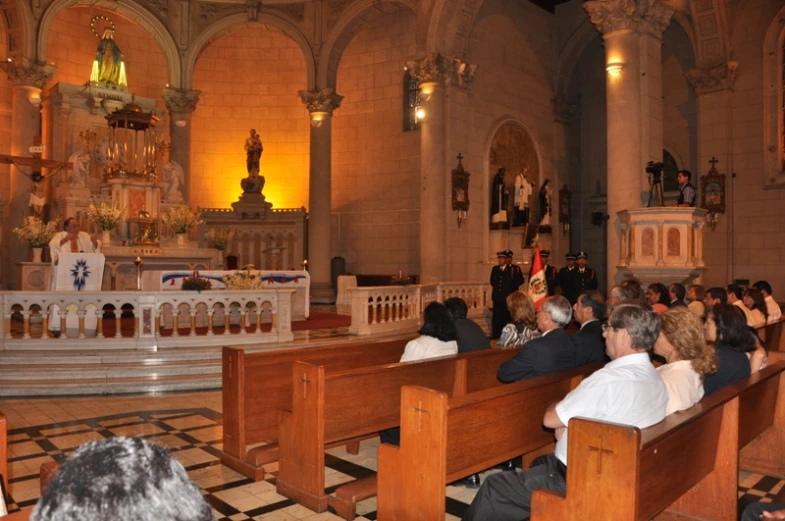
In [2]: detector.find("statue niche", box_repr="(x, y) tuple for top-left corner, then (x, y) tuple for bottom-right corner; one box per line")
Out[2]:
(231, 128), (273, 218)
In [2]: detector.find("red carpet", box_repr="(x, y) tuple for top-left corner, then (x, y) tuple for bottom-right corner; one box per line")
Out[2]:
(291, 311), (352, 331)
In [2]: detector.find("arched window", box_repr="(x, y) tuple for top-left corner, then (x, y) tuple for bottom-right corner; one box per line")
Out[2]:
(662, 149), (679, 192)
(403, 70), (420, 132)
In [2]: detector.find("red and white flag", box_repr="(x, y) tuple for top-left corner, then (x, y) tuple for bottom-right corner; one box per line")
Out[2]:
(528, 246), (548, 310)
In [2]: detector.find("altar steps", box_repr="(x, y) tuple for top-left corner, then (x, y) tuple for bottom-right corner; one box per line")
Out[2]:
(0, 347), (224, 396)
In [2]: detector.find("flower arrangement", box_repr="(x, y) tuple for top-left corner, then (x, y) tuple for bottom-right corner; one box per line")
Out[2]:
(391, 270), (410, 286)
(205, 227), (235, 251)
(162, 206), (202, 234)
(13, 216), (58, 248)
(181, 272), (212, 292)
(87, 202), (125, 231)
(222, 270), (265, 290)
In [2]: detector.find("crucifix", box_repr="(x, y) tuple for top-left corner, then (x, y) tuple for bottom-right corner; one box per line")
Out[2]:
(0, 137), (72, 217)
(708, 156), (719, 171)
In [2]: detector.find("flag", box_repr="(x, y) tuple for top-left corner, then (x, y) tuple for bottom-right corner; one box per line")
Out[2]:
(528, 246), (548, 310)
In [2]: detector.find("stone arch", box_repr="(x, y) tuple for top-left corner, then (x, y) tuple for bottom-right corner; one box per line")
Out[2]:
(2, 0), (35, 57)
(688, 0), (728, 68)
(37, 0), (181, 87)
(320, 0), (418, 89)
(762, 5), (785, 187)
(482, 116), (545, 245)
(426, 0), (482, 57)
(555, 19), (600, 102)
(182, 13), (315, 91)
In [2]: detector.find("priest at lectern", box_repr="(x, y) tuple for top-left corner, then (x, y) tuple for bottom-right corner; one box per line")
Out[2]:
(49, 217), (101, 263)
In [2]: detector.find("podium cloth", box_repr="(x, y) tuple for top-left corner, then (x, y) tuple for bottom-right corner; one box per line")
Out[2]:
(49, 253), (106, 332)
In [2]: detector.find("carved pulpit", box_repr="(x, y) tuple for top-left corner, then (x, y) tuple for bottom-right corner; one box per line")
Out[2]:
(617, 207), (707, 285)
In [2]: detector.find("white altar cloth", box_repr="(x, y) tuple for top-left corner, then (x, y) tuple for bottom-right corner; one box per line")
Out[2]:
(141, 270), (310, 319)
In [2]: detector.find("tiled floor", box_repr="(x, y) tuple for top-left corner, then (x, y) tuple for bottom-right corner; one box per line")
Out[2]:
(2, 391), (783, 520)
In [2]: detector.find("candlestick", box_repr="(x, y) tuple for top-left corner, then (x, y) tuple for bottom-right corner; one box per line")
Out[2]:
(134, 256), (144, 291)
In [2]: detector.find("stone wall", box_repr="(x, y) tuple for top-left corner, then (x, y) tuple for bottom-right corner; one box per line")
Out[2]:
(331, 9), (420, 276)
(45, 7), (169, 109)
(191, 24), (309, 211)
(662, 22), (697, 181)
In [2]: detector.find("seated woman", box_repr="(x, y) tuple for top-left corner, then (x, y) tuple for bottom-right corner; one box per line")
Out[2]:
(703, 304), (755, 395)
(399, 301), (458, 362)
(654, 307), (717, 415)
(646, 282), (670, 314)
(496, 291), (541, 348)
(380, 302), (458, 447)
(743, 288), (768, 329)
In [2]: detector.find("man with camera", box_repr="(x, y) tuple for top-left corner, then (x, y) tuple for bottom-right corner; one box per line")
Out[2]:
(676, 170), (696, 207)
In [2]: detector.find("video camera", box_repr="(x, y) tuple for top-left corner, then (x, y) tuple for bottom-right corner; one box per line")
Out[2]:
(646, 161), (663, 184)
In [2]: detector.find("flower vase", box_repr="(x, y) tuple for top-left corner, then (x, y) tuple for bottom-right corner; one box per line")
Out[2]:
(32, 247), (43, 263)
(176, 233), (187, 247)
(101, 229), (111, 246)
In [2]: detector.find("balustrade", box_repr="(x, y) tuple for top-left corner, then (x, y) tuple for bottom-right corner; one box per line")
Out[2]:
(0, 288), (295, 350)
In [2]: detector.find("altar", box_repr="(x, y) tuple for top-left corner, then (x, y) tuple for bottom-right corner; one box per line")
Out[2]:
(141, 269), (310, 320)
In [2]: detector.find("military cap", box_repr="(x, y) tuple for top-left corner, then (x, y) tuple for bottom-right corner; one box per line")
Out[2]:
(577, 251), (588, 260)
(540, 250), (550, 258)
(566, 252), (577, 260)
(504, 249), (514, 258)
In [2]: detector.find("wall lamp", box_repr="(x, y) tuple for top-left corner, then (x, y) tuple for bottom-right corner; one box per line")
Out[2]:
(28, 95), (42, 106)
(606, 62), (624, 77)
(414, 106), (425, 121)
(310, 111), (327, 128)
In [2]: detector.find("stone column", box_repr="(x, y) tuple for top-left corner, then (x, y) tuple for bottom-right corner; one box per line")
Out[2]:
(163, 88), (201, 203)
(551, 95), (578, 261)
(298, 88), (343, 303)
(584, 0), (673, 289)
(407, 54), (449, 284)
(2, 58), (55, 289)
(686, 62), (737, 283)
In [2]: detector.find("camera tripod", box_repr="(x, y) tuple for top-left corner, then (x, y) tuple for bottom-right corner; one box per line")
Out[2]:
(646, 176), (664, 207)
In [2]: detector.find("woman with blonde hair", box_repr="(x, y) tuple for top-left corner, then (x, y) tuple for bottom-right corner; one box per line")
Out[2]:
(654, 307), (718, 414)
(497, 291), (541, 348)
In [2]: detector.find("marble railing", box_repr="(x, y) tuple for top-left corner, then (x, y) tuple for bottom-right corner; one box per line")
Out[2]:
(348, 282), (490, 335)
(0, 289), (294, 350)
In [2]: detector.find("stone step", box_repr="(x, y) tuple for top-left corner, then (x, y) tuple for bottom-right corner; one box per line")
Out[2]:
(0, 374), (222, 396)
(0, 346), (223, 365)
(0, 359), (220, 380)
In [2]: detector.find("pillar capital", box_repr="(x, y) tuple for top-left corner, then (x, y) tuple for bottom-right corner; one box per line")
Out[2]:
(1, 57), (56, 88)
(405, 53), (449, 84)
(552, 95), (578, 124)
(584, 0), (674, 38)
(686, 62), (739, 95)
(163, 87), (201, 114)
(297, 87), (343, 115)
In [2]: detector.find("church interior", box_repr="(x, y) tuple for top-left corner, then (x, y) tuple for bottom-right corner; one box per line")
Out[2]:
(2, 0), (785, 518)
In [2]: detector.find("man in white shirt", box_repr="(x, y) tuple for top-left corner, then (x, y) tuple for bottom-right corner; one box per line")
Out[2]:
(461, 304), (668, 521)
(49, 217), (100, 265)
(727, 284), (755, 326)
(753, 280), (782, 324)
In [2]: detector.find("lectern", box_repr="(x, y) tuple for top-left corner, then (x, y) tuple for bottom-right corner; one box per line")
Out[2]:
(51, 253), (106, 334)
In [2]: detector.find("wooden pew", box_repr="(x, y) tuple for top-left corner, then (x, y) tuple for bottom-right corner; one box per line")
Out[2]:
(530, 361), (785, 521)
(1, 412), (6, 499)
(276, 347), (521, 517)
(375, 363), (603, 521)
(221, 338), (412, 479)
(756, 317), (785, 352)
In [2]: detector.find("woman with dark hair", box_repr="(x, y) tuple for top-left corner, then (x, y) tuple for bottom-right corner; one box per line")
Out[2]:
(703, 304), (754, 395)
(399, 302), (458, 362)
(497, 292), (541, 348)
(743, 289), (768, 329)
(645, 283), (670, 314)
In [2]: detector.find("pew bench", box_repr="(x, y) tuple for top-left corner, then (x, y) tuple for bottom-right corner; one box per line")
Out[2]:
(221, 337), (412, 480)
(276, 347), (522, 518)
(375, 363), (603, 521)
(530, 361), (785, 521)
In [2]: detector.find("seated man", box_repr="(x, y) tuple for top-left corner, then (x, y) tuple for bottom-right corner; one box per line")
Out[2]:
(497, 296), (578, 383)
(741, 501), (785, 521)
(753, 280), (782, 324)
(606, 284), (634, 315)
(462, 304), (668, 521)
(444, 297), (490, 353)
(31, 436), (215, 521)
(703, 286), (728, 316)
(727, 283), (755, 326)
(573, 290), (606, 365)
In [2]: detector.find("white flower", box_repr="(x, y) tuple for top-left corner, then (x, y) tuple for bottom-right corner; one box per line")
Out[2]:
(87, 202), (125, 231)
(162, 206), (202, 234)
(13, 217), (58, 247)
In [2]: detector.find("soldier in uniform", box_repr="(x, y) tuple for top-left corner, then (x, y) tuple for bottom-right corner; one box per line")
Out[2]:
(557, 253), (579, 305)
(575, 251), (598, 294)
(504, 249), (525, 292)
(490, 250), (519, 339)
(530, 250), (558, 296)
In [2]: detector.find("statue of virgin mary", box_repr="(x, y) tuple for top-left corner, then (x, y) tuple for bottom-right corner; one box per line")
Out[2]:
(90, 28), (128, 89)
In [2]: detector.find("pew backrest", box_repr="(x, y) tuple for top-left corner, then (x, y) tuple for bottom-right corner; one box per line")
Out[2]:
(222, 338), (410, 458)
(0, 412), (6, 494)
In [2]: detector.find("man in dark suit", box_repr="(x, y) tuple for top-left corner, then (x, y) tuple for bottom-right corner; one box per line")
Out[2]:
(504, 249), (524, 292)
(530, 250), (558, 296)
(490, 251), (514, 339)
(575, 251), (598, 294)
(573, 290), (606, 365)
(669, 283), (687, 307)
(445, 297), (490, 353)
(557, 253), (579, 304)
(497, 296), (578, 382)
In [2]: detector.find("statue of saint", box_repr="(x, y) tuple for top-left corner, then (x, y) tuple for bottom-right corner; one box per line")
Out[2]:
(244, 129), (263, 174)
(90, 28), (128, 88)
(538, 179), (553, 226)
(67, 151), (91, 189)
(163, 161), (185, 203)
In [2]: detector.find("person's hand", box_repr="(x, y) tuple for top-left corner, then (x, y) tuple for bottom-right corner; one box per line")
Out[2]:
(760, 509), (785, 519)
(90, 234), (98, 248)
(60, 232), (78, 246)
(555, 427), (566, 440)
